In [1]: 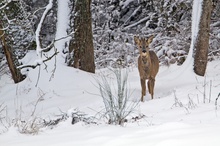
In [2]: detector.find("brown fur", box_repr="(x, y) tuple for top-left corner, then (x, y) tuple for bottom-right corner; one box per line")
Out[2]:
(134, 36), (159, 102)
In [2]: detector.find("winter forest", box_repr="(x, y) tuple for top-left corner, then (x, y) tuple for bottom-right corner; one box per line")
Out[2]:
(1, 0), (220, 145)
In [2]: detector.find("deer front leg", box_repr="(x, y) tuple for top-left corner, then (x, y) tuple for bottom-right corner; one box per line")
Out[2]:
(148, 78), (155, 99)
(140, 78), (146, 102)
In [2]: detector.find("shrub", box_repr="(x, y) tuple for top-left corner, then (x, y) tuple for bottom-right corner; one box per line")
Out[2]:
(96, 69), (138, 125)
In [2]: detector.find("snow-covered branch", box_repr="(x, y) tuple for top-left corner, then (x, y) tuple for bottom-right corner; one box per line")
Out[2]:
(0, 0), (20, 9)
(19, 50), (59, 70)
(35, 0), (54, 57)
(123, 16), (150, 30)
(0, 3), (8, 10)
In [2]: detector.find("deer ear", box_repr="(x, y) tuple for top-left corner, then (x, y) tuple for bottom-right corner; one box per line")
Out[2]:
(147, 35), (154, 44)
(134, 36), (140, 45)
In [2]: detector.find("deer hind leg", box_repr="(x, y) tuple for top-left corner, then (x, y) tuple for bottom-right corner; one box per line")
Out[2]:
(140, 78), (146, 102)
(148, 78), (155, 99)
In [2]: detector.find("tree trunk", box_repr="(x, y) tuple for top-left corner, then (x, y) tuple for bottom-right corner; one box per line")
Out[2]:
(73, 0), (95, 73)
(194, 0), (212, 76)
(0, 22), (25, 83)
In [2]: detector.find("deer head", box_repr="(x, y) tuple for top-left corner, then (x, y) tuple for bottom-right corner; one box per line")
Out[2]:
(134, 36), (154, 65)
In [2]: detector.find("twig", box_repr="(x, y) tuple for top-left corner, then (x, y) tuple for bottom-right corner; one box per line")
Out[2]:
(19, 50), (59, 70)
(54, 32), (73, 42)
(35, 65), (41, 87)
(172, 90), (190, 114)
(215, 93), (220, 110)
(203, 76), (206, 103)
(30, 90), (45, 117)
(49, 48), (57, 81)
(209, 80), (212, 103)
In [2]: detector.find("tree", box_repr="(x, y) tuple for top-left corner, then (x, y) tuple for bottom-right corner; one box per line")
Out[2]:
(194, 0), (212, 76)
(0, 22), (25, 83)
(0, 1), (27, 83)
(71, 0), (95, 73)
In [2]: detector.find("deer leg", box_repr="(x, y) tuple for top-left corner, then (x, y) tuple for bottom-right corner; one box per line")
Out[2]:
(148, 78), (155, 99)
(140, 78), (146, 102)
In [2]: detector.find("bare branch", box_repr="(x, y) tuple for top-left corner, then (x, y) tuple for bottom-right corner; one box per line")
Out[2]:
(215, 93), (220, 110)
(19, 50), (59, 70)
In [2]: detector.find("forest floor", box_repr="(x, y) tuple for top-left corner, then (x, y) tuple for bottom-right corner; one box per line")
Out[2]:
(0, 52), (220, 146)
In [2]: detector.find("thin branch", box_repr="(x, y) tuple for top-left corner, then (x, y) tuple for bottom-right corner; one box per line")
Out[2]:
(49, 47), (57, 81)
(25, 5), (46, 20)
(35, 65), (41, 87)
(0, 1), (8, 10)
(30, 93), (43, 116)
(55, 32), (74, 42)
(215, 93), (220, 110)
(41, 40), (55, 52)
(19, 50), (59, 70)
(0, 24), (9, 32)
(209, 80), (212, 103)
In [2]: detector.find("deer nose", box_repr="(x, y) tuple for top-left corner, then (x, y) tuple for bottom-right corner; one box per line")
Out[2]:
(142, 50), (146, 53)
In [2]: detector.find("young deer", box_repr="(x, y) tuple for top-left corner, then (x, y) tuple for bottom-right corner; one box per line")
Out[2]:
(134, 36), (159, 102)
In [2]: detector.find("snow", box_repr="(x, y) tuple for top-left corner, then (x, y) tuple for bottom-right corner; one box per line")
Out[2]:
(158, 0), (204, 81)
(55, 0), (71, 62)
(1, 0), (220, 145)
(35, 0), (54, 57)
(1, 54), (220, 145)
(183, 0), (203, 66)
(1, 121), (220, 146)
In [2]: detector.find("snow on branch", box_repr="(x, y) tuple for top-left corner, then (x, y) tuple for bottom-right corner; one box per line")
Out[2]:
(0, 3), (7, 10)
(0, 1), (17, 31)
(18, 50), (59, 70)
(0, 0), (20, 9)
(35, 0), (54, 57)
(123, 16), (150, 30)
(18, 33), (73, 70)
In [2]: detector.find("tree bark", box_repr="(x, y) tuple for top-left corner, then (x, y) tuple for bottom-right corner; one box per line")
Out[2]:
(0, 22), (25, 83)
(72, 0), (95, 73)
(194, 0), (212, 76)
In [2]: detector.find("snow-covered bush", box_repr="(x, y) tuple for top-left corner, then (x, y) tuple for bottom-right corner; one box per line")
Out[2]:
(96, 69), (138, 125)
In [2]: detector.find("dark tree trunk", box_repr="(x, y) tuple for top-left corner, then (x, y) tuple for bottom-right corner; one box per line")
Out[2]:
(194, 0), (212, 76)
(72, 0), (95, 73)
(0, 23), (25, 83)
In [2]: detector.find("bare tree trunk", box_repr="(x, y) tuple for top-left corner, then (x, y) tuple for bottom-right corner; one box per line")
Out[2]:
(0, 22), (25, 83)
(73, 0), (95, 73)
(194, 0), (212, 76)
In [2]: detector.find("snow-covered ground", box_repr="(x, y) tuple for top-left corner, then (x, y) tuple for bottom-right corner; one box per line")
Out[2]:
(0, 53), (220, 146)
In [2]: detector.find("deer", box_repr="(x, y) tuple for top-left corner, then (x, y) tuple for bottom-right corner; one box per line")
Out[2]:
(134, 35), (159, 102)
